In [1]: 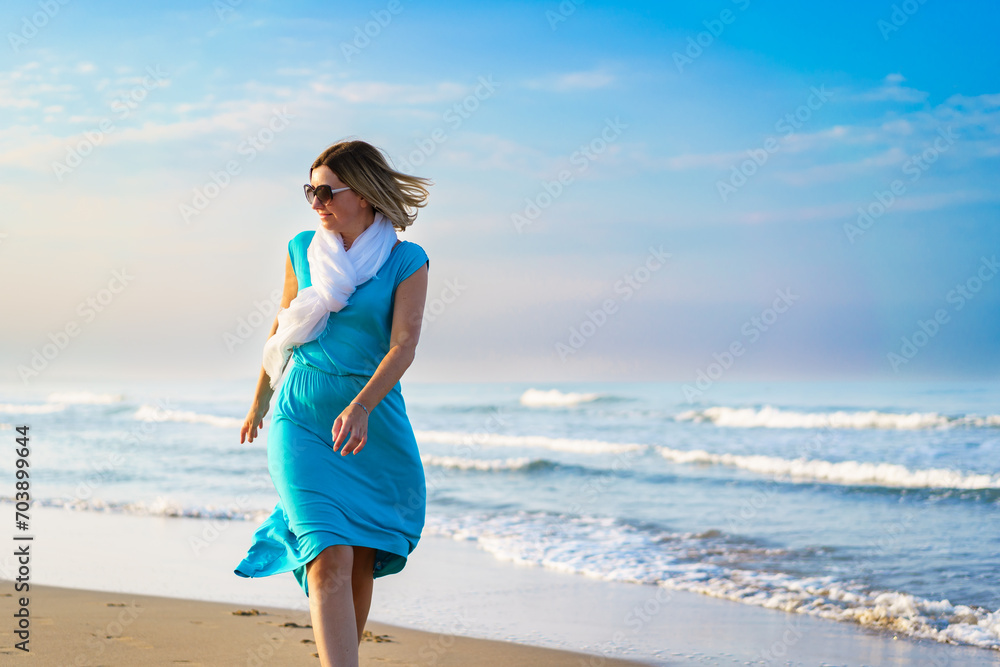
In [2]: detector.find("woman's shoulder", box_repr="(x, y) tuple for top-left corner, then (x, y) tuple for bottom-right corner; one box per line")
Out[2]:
(287, 231), (315, 283)
(290, 229), (316, 250)
(393, 240), (429, 282)
(396, 239), (427, 258)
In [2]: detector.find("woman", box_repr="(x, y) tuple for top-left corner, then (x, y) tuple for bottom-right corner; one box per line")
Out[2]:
(234, 140), (431, 667)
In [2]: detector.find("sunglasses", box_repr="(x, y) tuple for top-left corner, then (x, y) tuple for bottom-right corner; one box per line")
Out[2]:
(304, 184), (351, 205)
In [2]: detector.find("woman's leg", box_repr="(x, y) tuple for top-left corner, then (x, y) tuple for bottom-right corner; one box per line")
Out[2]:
(306, 545), (359, 667)
(351, 546), (376, 644)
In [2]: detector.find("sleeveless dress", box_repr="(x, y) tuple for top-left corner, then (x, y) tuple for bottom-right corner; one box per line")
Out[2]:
(234, 231), (429, 597)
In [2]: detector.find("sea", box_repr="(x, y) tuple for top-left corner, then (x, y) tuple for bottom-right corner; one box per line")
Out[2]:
(1, 377), (999, 655)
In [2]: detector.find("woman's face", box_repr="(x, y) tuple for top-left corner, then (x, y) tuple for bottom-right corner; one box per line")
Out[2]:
(309, 165), (367, 232)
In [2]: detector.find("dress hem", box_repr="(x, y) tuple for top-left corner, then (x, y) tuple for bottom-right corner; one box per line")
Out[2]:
(234, 532), (413, 598)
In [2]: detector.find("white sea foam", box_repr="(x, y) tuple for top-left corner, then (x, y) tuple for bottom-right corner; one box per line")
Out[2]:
(414, 429), (645, 455)
(1, 495), (268, 521)
(519, 388), (603, 407)
(46, 391), (124, 404)
(424, 511), (1000, 650)
(1, 392), (124, 413)
(421, 455), (549, 472)
(677, 571), (1000, 650)
(657, 446), (1000, 489)
(133, 404), (243, 429)
(675, 405), (1000, 430)
(0, 403), (65, 414)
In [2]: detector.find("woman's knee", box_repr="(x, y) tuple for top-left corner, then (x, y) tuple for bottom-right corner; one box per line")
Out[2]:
(352, 547), (375, 576)
(307, 545), (354, 594)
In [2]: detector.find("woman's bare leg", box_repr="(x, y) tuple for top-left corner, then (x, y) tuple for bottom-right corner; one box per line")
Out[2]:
(306, 545), (359, 667)
(351, 546), (376, 644)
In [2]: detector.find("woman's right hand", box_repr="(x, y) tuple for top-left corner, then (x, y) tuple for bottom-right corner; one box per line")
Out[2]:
(241, 400), (270, 444)
(242, 253), (296, 445)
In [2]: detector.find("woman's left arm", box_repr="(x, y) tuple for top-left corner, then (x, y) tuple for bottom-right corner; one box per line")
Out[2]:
(332, 263), (429, 455)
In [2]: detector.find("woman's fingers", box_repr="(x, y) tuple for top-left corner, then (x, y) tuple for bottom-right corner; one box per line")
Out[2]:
(340, 431), (367, 456)
(332, 421), (367, 455)
(241, 409), (266, 444)
(331, 416), (345, 451)
(340, 432), (357, 455)
(332, 405), (369, 454)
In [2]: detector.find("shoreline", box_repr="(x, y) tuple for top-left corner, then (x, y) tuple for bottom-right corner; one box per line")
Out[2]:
(0, 582), (649, 666)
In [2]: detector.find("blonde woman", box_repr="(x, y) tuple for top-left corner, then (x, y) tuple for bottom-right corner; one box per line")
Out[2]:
(235, 140), (430, 667)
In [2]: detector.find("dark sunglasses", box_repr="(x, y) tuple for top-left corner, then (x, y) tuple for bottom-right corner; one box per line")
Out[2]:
(304, 184), (351, 205)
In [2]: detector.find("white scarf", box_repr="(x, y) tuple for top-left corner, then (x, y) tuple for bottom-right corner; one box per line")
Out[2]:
(262, 211), (398, 389)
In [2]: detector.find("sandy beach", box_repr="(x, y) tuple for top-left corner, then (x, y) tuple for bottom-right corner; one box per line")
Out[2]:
(0, 582), (648, 666)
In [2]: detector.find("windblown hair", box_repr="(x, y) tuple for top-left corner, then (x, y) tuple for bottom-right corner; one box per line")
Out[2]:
(310, 140), (432, 231)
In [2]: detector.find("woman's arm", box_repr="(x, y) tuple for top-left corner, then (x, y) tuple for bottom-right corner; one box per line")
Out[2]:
(332, 262), (429, 455)
(240, 253), (299, 444)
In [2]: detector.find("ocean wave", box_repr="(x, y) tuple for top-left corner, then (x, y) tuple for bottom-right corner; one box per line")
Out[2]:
(657, 446), (1000, 490)
(0, 496), (269, 521)
(0, 403), (65, 414)
(421, 455), (555, 472)
(0, 393), (126, 413)
(46, 391), (124, 404)
(424, 511), (1000, 651)
(676, 406), (1000, 430)
(519, 388), (604, 407)
(133, 404), (243, 429)
(414, 429), (645, 455)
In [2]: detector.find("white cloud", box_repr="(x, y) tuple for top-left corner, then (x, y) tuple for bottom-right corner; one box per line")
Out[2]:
(653, 149), (748, 170)
(434, 132), (553, 176)
(0, 61), (72, 109)
(773, 147), (908, 186)
(728, 190), (997, 225)
(627, 126), (861, 174)
(0, 125), (65, 170)
(109, 100), (295, 144)
(274, 67), (314, 77)
(780, 125), (855, 153)
(0, 96), (39, 109)
(942, 92), (1000, 111)
(525, 68), (616, 92)
(630, 87), (1000, 185)
(311, 80), (468, 105)
(0, 72), (497, 172)
(853, 73), (928, 103)
(879, 119), (914, 135)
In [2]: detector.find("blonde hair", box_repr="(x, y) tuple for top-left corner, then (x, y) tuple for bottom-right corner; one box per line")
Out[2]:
(310, 140), (432, 231)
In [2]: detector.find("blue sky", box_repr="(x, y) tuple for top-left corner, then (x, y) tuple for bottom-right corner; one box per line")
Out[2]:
(1, 0), (998, 384)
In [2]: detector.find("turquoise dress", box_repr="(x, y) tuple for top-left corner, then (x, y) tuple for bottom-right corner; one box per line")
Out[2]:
(234, 231), (429, 597)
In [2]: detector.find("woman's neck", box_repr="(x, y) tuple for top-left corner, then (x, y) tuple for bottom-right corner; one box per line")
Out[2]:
(341, 210), (376, 250)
